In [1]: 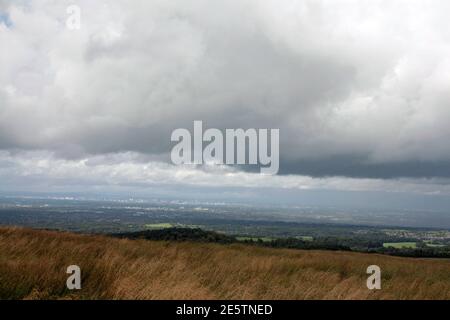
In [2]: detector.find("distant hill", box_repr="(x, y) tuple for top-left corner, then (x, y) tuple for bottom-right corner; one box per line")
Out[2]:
(0, 226), (449, 299)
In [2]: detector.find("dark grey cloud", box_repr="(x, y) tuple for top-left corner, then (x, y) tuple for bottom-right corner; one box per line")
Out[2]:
(279, 158), (450, 179)
(1, 0), (450, 181)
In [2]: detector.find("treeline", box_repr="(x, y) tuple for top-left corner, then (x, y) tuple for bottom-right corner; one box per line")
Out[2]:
(242, 237), (352, 251)
(114, 228), (352, 251)
(112, 228), (450, 258)
(112, 227), (235, 244)
(374, 247), (450, 258)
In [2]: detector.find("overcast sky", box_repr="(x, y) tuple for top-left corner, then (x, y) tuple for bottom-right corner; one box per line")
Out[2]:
(1, 0), (450, 201)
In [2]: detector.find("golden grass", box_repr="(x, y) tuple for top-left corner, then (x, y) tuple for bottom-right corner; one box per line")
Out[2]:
(0, 226), (449, 300)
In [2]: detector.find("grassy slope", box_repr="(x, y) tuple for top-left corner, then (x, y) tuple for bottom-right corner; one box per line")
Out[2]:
(0, 227), (449, 300)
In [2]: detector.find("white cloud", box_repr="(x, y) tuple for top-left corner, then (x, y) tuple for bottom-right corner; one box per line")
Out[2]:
(1, 150), (450, 195)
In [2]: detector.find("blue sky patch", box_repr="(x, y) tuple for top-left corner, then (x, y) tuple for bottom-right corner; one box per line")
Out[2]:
(0, 11), (13, 28)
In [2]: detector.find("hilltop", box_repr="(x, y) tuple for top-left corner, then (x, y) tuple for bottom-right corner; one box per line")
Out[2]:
(0, 226), (449, 300)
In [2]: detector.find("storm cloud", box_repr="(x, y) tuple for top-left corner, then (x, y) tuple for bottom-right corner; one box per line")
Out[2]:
(1, 0), (450, 192)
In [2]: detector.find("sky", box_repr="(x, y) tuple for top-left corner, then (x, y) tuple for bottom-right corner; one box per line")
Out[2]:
(1, 0), (450, 206)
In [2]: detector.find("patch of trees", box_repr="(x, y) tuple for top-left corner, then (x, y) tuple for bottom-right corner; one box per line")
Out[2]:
(112, 228), (236, 244)
(112, 227), (450, 258)
(375, 247), (450, 258)
(264, 238), (351, 251)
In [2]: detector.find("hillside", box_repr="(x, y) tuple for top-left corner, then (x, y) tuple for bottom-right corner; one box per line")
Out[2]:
(0, 227), (449, 300)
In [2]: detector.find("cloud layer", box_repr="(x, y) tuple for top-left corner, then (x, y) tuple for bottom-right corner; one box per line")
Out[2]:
(2, 150), (450, 196)
(1, 0), (450, 194)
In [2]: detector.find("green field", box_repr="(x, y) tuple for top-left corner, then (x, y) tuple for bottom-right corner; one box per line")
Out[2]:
(296, 236), (314, 241)
(236, 236), (313, 242)
(383, 242), (417, 249)
(144, 223), (174, 229)
(144, 223), (203, 230)
(236, 236), (273, 242)
(425, 243), (446, 248)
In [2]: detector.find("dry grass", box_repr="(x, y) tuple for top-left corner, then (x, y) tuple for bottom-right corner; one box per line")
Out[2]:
(0, 226), (449, 300)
